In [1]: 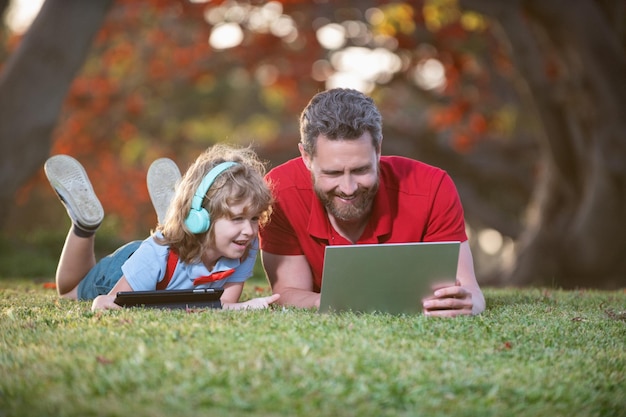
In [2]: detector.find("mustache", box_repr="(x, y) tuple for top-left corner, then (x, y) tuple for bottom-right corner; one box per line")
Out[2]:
(334, 192), (357, 199)
(333, 188), (368, 199)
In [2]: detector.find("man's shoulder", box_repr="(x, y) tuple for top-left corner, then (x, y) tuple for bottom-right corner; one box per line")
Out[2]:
(380, 155), (446, 180)
(266, 157), (309, 190)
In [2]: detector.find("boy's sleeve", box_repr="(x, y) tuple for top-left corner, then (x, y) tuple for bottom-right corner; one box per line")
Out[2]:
(121, 238), (168, 291)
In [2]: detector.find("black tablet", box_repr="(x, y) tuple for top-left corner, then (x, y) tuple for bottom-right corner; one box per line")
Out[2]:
(114, 288), (223, 309)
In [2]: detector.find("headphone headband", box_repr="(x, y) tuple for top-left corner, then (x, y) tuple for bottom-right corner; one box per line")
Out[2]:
(189, 161), (238, 211)
(185, 161), (239, 233)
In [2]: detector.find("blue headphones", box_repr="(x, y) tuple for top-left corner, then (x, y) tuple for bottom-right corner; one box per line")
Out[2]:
(184, 161), (238, 234)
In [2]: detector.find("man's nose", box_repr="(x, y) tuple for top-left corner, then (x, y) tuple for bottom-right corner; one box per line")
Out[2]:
(337, 174), (358, 195)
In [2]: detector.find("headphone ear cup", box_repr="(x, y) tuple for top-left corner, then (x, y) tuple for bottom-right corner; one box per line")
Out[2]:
(184, 208), (210, 234)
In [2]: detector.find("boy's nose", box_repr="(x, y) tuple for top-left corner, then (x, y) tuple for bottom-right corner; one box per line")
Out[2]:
(242, 219), (255, 235)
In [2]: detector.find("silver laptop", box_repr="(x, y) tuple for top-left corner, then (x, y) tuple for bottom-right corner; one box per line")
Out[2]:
(319, 241), (460, 315)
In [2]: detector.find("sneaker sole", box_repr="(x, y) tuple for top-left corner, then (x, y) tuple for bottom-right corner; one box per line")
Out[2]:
(44, 155), (104, 229)
(147, 158), (181, 224)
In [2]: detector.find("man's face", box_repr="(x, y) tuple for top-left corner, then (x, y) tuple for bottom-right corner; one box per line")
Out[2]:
(300, 133), (380, 223)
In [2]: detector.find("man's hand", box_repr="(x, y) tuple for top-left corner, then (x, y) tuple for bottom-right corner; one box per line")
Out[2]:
(422, 283), (473, 317)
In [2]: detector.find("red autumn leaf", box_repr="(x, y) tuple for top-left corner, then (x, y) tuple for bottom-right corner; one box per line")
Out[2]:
(496, 341), (513, 351)
(96, 356), (114, 365)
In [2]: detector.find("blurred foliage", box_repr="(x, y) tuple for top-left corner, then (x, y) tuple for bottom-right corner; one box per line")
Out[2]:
(3, 0), (532, 241)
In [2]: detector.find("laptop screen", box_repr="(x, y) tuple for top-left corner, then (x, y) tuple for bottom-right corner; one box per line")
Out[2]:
(319, 241), (460, 314)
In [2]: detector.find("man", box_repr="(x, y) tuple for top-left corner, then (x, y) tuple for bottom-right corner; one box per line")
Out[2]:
(259, 88), (485, 316)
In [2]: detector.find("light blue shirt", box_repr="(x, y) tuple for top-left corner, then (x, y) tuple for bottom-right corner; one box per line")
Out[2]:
(121, 234), (257, 291)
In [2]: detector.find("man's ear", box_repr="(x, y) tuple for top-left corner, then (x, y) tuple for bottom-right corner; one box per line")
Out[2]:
(298, 143), (312, 170)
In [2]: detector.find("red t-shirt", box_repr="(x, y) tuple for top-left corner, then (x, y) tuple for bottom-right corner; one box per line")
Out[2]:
(259, 156), (468, 292)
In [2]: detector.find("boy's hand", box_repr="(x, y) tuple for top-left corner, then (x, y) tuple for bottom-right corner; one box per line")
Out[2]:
(226, 293), (281, 310)
(91, 294), (122, 311)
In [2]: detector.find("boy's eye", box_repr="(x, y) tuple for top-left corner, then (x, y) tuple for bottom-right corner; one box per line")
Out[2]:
(231, 216), (260, 222)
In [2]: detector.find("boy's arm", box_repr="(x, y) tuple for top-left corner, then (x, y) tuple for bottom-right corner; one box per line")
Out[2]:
(91, 276), (134, 311)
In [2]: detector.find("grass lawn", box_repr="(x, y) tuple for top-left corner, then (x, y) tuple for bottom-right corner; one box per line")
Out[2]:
(1, 278), (625, 417)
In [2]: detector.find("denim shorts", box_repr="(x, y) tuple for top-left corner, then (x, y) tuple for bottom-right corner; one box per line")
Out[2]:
(76, 240), (141, 300)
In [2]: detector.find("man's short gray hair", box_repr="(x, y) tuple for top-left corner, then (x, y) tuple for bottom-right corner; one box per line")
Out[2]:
(299, 88), (383, 155)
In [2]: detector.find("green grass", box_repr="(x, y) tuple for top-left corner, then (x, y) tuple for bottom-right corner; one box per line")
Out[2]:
(1, 279), (625, 417)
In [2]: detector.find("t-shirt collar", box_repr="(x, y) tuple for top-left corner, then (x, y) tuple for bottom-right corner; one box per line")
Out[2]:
(186, 256), (240, 281)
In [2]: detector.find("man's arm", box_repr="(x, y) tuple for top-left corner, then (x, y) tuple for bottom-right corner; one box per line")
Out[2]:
(422, 241), (486, 316)
(456, 241), (485, 314)
(261, 251), (320, 308)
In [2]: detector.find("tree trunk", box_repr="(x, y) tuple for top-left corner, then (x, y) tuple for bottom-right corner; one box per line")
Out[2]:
(461, 0), (626, 288)
(0, 1), (8, 21)
(0, 0), (113, 227)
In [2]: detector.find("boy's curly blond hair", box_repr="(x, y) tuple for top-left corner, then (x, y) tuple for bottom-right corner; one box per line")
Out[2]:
(154, 144), (273, 263)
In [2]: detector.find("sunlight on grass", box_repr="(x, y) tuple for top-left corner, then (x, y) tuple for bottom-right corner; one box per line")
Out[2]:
(1, 281), (625, 417)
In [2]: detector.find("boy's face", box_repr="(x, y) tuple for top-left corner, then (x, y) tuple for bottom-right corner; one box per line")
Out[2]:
(207, 199), (259, 262)
(300, 132), (380, 223)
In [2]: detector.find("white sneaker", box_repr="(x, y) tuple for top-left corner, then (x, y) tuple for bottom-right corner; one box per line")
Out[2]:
(147, 158), (181, 224)
(44, 155), (104, 231)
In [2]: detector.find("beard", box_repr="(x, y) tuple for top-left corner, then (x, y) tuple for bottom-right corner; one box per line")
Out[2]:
(313, 176), (379, 223)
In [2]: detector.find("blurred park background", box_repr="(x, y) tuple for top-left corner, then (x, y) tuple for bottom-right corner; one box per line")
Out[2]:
(0, 0), (624, 289)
